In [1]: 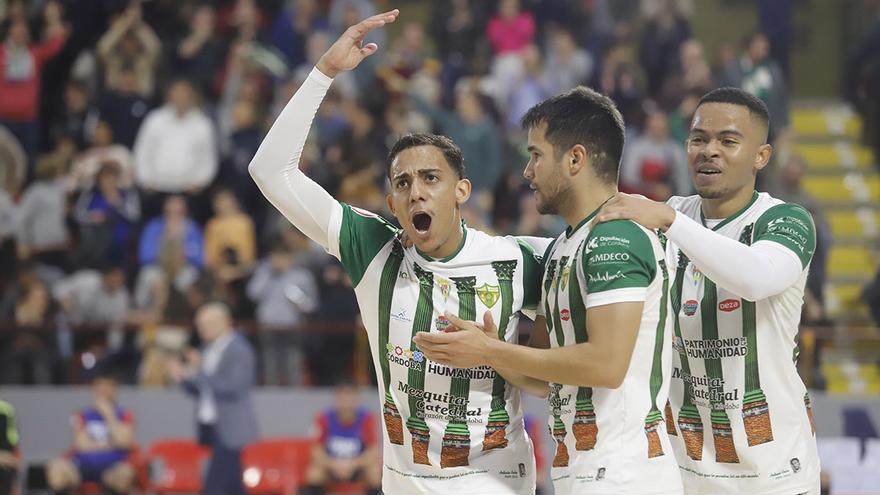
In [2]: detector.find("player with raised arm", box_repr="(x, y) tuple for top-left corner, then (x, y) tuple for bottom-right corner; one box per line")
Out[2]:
(593, 87), (820, 494)
(249, 10), (548, 494)
(415, 87), (684, 494)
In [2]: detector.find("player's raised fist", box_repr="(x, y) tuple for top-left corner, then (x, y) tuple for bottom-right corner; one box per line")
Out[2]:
(316, 9), (399, 78)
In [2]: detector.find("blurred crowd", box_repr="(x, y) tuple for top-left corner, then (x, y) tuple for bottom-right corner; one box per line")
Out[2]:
(0, 0), (837, 386)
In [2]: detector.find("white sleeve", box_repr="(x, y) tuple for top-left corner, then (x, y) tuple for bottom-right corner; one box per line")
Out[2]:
(248, 67), (343, 256)
(665, 210), (803, 301)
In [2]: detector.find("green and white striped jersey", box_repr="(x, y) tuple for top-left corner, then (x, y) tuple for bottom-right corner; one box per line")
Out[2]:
(328, 203), (548, 495)
(665, 192), (820, 494)
(539, 211), (683, 494)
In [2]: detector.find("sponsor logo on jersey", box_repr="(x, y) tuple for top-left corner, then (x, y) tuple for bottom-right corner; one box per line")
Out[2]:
(391, 308), (412, 322)
(476, 283), (501, 308)
(435, 315), (450, 331)
(683, 299), (699, 316)
(588, 270), (625, 284)
(560, 309), (571, 321)
(519, 463), (526, 477)
(590, 252), (631, 263)
(596, 467), (606, 480)
(398, 270), (410, 280)
(386, 344), (424, 370)
(586, 237), (599, 250)
(790, 457), (801, 473)
(718, 299), (740, 312)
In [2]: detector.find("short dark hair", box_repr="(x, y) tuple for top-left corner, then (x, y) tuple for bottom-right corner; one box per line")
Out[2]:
(521, 86), (625, 184)
(697, 87), (770, 136)
(387, 133), (465, 179)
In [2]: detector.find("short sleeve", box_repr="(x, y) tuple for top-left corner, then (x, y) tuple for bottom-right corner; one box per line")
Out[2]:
(583, 220), (657, 309)
(753, 203), (816, 269)
(516, 237), (551, 311)
(335, 203), (399, 287)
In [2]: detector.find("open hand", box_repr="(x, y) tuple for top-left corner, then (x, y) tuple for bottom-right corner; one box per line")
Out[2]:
(316, 9), (399, 78)
(413, 311), (497, 368)
(592, 192), (676, 231)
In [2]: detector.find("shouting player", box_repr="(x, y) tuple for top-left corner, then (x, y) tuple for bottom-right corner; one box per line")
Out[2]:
(594, 87), (820, 493)
(415, 87), (684, 494)
(249, 10), (548, 494)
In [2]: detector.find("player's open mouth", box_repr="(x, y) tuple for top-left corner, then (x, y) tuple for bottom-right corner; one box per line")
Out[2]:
(412, 212), (432, 235)
(696, 164), (721, 175)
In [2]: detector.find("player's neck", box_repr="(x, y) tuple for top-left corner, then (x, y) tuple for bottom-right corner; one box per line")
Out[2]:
(562, 182), (617, 230)
(421, 218), (465, 260)
(701, 186), (757, 220)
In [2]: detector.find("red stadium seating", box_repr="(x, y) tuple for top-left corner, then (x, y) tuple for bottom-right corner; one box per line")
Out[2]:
(145, 439), (210, 493)
(241, 438), (310, 495)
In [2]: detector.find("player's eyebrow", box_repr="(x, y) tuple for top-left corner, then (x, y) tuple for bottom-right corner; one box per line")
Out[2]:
(392, 168), (442, 181)
(690, 127), (745, 139)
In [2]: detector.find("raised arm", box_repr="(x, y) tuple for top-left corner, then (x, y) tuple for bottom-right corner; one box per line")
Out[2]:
(248, 10), (399, 252)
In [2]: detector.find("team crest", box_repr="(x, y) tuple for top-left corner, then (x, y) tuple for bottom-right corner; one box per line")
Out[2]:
(560, 266), (571, 290)
(437, 278), (450, 302)
(476, 283), (501, 308)
(692, 265), (703, 284)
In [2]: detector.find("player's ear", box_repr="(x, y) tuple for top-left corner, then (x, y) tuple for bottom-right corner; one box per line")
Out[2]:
(569, 144), (587, 175)
(455, 178), (471, 205)
(755, 143), (773, 171)
(386, 193), (396, 216)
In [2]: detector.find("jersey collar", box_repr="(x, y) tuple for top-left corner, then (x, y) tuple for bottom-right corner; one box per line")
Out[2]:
(416, 223), (468, 263)
(700, 191), (759, 231)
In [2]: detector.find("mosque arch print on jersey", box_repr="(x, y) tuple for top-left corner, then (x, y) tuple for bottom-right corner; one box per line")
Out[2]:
(380, 242), (406, 446)
(671, 251), (705, 461)
(406, 264), (435, 465)
(439, 276), (476, 468)
(738, 224), (774, 447)
(670, 222), (774, 464)
(644, 258), (670, 458)
(482, 260), (517, 452)
(544, 258), (570, 468)
(568, 254), (598, 453)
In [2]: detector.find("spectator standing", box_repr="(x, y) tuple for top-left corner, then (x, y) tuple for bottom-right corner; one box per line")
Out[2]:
(97, 66), (150, 149)
(638, 2), (691, 98)
(718, 32), (790, 139)
(621, 111), (690, 199)
(167, 302), (259, 495)
(133, 79), (217, 218)
(16, 155), (70, 270)
(0, 1), (66, 159)
(46, 373), (137, 495)
(246, 242), (319, 385)
(171, 5), (225, 99)
(97, 0), (161, 98)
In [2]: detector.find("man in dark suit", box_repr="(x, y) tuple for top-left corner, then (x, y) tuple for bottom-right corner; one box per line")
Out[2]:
(168, 301), (258, 495)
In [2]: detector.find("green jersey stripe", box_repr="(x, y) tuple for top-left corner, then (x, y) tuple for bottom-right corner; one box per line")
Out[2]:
(407, 264), (434, 465)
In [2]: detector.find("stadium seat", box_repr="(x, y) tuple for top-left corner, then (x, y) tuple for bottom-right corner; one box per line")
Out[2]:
(145, 439), (210, 493)
(241, 438), (312, 495)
